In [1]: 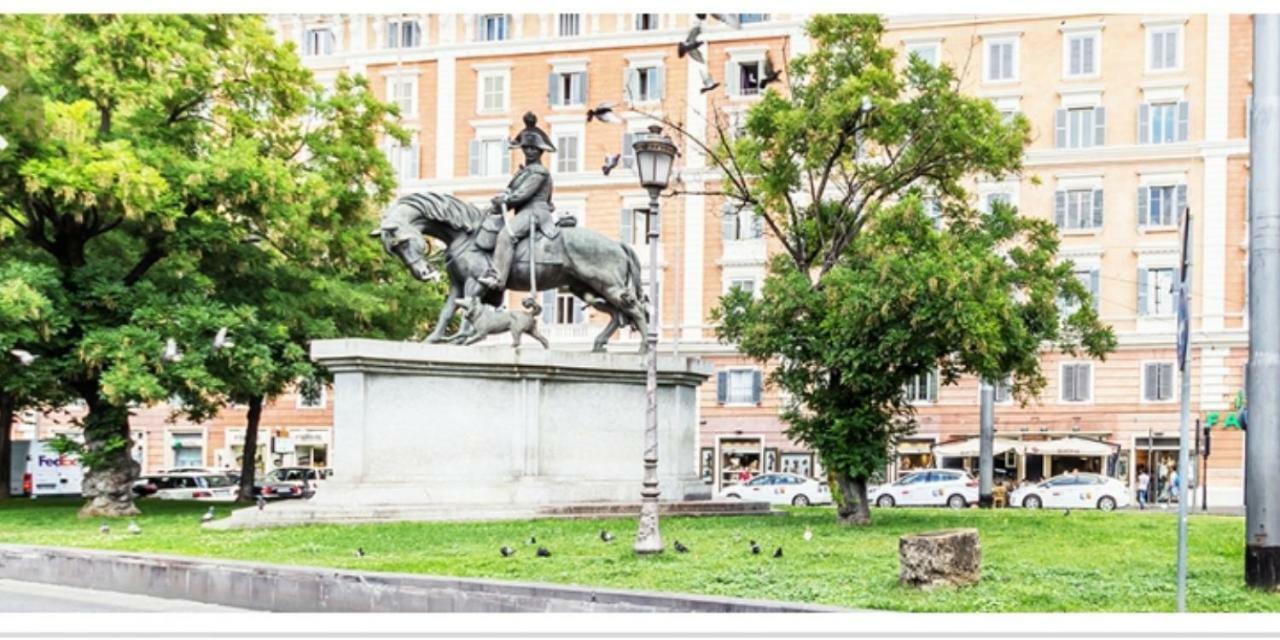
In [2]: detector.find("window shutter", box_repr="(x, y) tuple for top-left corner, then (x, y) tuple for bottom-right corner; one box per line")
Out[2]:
(542, 290), (555, 324)
(574, 72), (587, 105)
(1055, 109), (1067, 148)
(1001, 42), (1013, 79)
(722, 210), (738, 240)
(620, 208), (633, 243)
(1093, 106), (1106, 146)
(624, 68), (640, 103)
(928, 371), (938, 402)
(1176, 184), (1187, 217)
(1138, 268), (1149, 316)
(725, 59), (739, 96)
(751, 369), (763, 404)
(1063, 366), (1076, 401)
(1092, 189), (1104, 228)
(548, 72), (559, 106)
(1083, 36), (1094, 73)
(408, 144), (419, 179)
(1139, 103), (1151, 144)
(1144, 363), (1157, 400)
(1055, 191), (1066, 228)
(501, 148), (510, 174)
(655, 66), (666, 100)
(1177, 101), (1189, 141)
(1078, 365), (1091, 402)
(1161, 365), (1174, 400)
(1138, 187), (1149, 227)
(468, 139), (480, 176)
(1090, 270), (1100, 310)
(716, 371), (728, 404)
(751, 213), (765, 238)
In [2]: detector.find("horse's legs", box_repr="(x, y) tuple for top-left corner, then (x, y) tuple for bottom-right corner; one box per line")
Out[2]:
(426, 281), (463, 343)
(593, 308), (622, 353)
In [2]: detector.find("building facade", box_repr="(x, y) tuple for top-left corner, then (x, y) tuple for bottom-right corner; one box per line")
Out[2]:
(8, 13), (1255, 506)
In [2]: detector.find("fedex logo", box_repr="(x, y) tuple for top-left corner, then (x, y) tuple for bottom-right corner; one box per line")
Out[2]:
(38, 454), (74, 468)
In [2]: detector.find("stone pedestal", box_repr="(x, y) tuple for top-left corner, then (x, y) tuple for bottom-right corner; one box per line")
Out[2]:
(899, 529), (982, 588)
(214, 340), (717, 529)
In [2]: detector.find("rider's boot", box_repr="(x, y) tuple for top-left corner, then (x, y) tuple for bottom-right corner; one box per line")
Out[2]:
(478, 229), (513, 290)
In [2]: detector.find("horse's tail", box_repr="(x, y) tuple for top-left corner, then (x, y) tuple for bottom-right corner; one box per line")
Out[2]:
(620, 242), (648, 326)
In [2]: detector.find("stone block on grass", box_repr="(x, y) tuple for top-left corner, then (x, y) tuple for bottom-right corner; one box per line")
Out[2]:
(899, 528), (981, 589)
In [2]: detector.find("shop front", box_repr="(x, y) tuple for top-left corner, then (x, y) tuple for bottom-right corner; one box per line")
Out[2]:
(933, 437), (1021, 483)
(931, 435), (1121, 485)
(221, 429), (267, 474)
(1131, 434), (1198, 504)
(715, 436), (763, 491)
(891, 437), (936, 481)
(290, 429), (331, 468)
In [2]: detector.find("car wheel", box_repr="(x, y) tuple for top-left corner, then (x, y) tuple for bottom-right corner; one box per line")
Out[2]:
(1023, 495), (1042, 509)
(1097, 496), (1117, 512)
(791, 494), (810, 506)
(876, 494), (895, 508)
(947, 494), (967, 509)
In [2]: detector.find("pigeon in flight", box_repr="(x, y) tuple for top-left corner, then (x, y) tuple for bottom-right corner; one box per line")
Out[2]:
(773, 546), (784, 558)
(697, 14), (741, 30)
(500, 546), (516, 557)
(9, 349), (37, 366)
(698, 67), (720, 94)
(536, 546), (552, 558)
(601, 153), (621, 176)
(803, 527), (813, 542)
(99, 521), (110, 534)
(213, 327), (234, 351)
(600, 530), (615, 543)
(201, 506), (215, 523)
(586, 103), (621, 124)
(678, 23), (705, 64)
(128, 520), (142, 535)
(674, 540), (690, 553)
(759, 55), (782, 89)
(162, 338), (183, 363)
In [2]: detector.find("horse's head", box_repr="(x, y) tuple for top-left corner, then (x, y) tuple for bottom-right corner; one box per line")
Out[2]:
(370, 217), (439, 283)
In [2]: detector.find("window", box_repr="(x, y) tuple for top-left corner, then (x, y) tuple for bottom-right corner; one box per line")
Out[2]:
(619, 207), (659, 246)
(1060, 363), (1092, 402)
(549, 71), (586, 107)
(477, 14), (508, 42)
(389, 76), (416, 118)
(468, 137), (510, 177)
(985, 37), (1017, 82)
(170, 433), (204, 468)
(384, 141), (419, 182)
(555, 133), (580, 173)
(717, 368), (763, 405)
(906, 42), (940, 67)
(1064, 33), (1098, 77)
(558, 14), (580, 37)
(304, 27), (335, 56)
(903, 370), (938, 404)
(1054, 106), (1106, 148)
(722, 208), (764, 241)
(1059, 268), (1100, 315)
(993, 377), (1013, 404)
(922, 195), (942, 227)
(1143, 362), (1175, 402)
(621, 130), (638, 169)
(983, 192), (1011, 213)
(625, 66), (664, 103)
(738, 14), (770, 24)
(297, 382), (326, 409)
(1139, 101), (1189, 144)
(1138, 184), (1186, 228)
(1148, 26), (1181, 71)
(479, 72), (508, 113)
(1054, 189), (1103, 231)
(385, 18), (421, 49)
(541, 290), (584, 325)
(1139, 267), (1176, 317)
(737, 61), (763, 96)
(728, 278), (756, 295)
(635, 14), (659, 31)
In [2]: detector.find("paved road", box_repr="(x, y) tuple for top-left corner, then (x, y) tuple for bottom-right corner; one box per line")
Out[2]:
(0, 579), (245, 612)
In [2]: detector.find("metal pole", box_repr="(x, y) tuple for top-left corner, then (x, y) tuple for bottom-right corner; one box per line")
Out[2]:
(634, 192), (663, 554)
(1200, 420), (1208, 512)
(978, 379), (995, 508)
(1175, 207), (1193, 612)
(1246, 13), (1280, 591)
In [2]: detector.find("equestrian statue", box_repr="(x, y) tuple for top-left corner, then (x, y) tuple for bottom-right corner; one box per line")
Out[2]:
(372, 112), (650, 353)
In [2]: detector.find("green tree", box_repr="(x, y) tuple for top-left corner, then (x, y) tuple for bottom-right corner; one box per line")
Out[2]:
(0, 16), (433, 516)
(696, 15), (1116, 525)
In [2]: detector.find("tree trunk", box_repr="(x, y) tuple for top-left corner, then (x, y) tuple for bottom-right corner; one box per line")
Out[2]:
(77, 401), (140, 518)
(237, 395), (264, 502)
(0, 393), (13, 500)
(835, 470), (872, 526)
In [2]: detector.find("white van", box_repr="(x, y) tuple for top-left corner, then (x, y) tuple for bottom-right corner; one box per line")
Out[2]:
(11, 440), (84, 497)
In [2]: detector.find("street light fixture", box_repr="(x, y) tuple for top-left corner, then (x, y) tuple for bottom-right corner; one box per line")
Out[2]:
(632, 124), (677, 555)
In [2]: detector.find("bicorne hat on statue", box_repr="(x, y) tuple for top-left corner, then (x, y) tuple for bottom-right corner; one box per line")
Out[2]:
(509, 111), (557, 152)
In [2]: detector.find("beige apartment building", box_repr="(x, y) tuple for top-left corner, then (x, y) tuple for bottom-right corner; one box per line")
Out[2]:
(11, 13), (1255, 507)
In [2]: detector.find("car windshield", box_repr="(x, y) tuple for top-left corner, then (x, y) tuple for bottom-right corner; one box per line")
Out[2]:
(745, 475), (774, 486)
(202, 475), (234, 488)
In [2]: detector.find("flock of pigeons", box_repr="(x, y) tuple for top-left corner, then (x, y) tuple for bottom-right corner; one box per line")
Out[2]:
(485, 525), (816, 560)
(98, 506), (218, 537)
(8, 328), (235, 370)
(593, 13), (782, 178)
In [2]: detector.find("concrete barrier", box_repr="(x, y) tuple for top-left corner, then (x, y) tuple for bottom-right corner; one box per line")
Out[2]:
(0, 545), (841, 612)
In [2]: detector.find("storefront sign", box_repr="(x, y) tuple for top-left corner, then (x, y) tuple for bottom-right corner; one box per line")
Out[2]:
(292, 430), (330, 445)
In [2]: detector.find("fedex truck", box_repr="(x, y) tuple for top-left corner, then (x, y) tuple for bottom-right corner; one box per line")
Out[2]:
(8, 440), (84, 497)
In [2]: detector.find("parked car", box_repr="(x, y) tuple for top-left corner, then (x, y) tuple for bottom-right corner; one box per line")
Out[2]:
(1010, 473), (1130, 511)
(10, 440), (84, 498)
(256, 467), (328, 500)
(133, 473), (237, 502)
(867, 469), (978, 509)
(716, 472), (832, 506)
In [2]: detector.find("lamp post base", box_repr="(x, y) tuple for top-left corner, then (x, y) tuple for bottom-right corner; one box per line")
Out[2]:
(634, 499), (664, 554)
(1245, 545), (1280, 591)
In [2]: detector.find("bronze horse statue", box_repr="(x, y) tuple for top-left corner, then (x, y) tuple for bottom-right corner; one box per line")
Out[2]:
(372, 192), (650, 353)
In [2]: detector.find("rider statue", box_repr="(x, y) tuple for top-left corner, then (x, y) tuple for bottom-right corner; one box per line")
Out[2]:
(476, 112), (562, 292)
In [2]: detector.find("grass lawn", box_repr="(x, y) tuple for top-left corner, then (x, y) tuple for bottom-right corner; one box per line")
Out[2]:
(0, 498), (1277, 612)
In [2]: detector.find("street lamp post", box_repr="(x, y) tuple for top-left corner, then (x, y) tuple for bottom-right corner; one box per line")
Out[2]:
(632, 125), (677, 555)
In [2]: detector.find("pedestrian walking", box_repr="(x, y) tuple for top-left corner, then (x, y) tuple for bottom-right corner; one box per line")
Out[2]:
(1137, 467), (1150, 510)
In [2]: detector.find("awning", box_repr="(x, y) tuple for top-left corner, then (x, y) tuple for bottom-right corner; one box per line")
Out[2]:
(932, 437), (1023, 457)
(1021, 437), (1116, 457)
(896, 440), (934, 455)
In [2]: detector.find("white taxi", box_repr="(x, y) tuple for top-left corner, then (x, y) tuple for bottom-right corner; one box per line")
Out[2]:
(716, 473), (832, 506)
(868, 469), (978, 509)
(1010, 473), (1130, 511)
